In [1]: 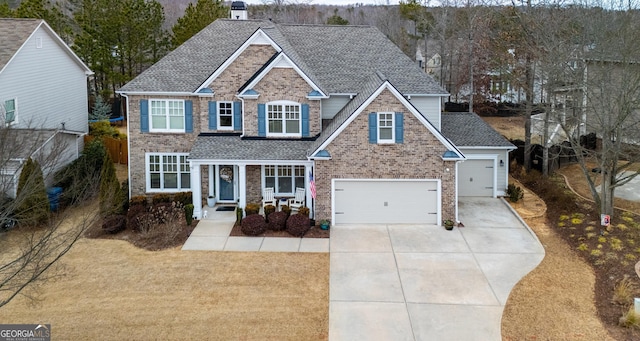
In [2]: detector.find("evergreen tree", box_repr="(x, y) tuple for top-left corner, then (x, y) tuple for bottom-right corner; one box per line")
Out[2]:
(15, 0), (71, 43)
(171, 0), (228, 48)
(16, 158), (49, 226)
(326, 9), (348, 25)
(0, 2), (13, 17)
(99, 153), (124, 216)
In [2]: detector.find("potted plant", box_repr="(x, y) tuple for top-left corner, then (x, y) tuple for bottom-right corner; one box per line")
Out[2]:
(443, 219), (455, 230)
(320, 219), (330, 230)
(207, 195), (216, 207)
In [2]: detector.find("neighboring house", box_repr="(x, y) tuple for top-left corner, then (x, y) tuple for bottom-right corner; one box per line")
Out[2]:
(0, 18), (93, 198)
(118, 13), (513, 224)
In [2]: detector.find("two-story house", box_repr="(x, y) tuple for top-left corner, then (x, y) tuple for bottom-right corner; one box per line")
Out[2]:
(0, 18), (93, 198)
(118, 14), (513, 225)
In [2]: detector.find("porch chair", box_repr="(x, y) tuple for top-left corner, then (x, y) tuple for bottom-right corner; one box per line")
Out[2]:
(262, 187), (277, 208)
(288, 187), (306, 213)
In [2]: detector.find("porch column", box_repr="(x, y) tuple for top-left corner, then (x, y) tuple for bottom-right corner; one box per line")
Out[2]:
(208, 165), (214, 197)
(238, 164), (247, 216)
(191, 163), (202, 219)
(305, 164), (313, 219)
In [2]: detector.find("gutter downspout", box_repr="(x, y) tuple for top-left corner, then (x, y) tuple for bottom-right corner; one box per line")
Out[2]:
(120, 93), (132, 199)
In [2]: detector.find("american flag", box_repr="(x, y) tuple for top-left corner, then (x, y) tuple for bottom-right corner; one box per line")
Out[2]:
(309, 170), (316, 199)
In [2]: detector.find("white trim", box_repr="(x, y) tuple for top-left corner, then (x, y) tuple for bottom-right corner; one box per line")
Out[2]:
(241, 53), (326, 97)
(377, 111), (395, 144)
(3, 97), (17, 126)
(312, 81), (464, 158)
(331, 178), (441, 225)
(148, 98), (186, 133)
(266, 100), (301, 137)
(217, 101), (234, 130)
(116, 91), (194, 96)
(145, 152), (191, 193)
(457, 146), (516, 150)
(195, 29), (282, 93)
(189, 159), (313, 166)
(404, 93), (450, 97)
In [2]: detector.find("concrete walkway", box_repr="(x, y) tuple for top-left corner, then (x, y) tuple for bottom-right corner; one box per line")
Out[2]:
(181, 206), (329, 252)
(329, 197), (545, 341)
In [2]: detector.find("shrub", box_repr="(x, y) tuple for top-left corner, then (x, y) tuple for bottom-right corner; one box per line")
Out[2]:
(236, 206), (243, 224)
(102, 215), (126, 234)
(267, 211), (288, 231)
(613, 277), (638, 305)
(184, 204), (194, 226)
(298, 206), (310, 217)
(99, 153), (124, 216)
(241, 214), (266, 236)
(264, 204), (276, 218)
(286, 213), (311, 237)
(619, 306), (640, 329)
(130, 195), (148, 207)
(16, 158), (49, 225)
(173, 191), (193, 206)
(54, 139), (106, 205)
(89, 121), (126, 140)
(245, 203), (260, 216)
(127, 204), (148, 231)
(281, 205), (291, 216)
(506, 183), (524, 202)
(152, 193), (173, 205)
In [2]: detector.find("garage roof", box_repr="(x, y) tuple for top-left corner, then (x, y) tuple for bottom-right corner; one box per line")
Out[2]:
(441, 112), (515, 148)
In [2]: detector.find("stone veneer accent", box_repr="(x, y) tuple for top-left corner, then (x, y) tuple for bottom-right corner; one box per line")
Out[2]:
(314, 89), (457, 221)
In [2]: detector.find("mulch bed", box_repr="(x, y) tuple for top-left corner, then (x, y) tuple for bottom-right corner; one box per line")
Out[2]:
(514, 168), (640, 340)
(84, 218), (198, 251)
(229, 223), (330, 238)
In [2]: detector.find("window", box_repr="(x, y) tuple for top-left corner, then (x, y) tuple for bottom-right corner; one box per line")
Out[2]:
(218, 101), (233, 129)
(150, 99), (184, 132)
(263, 165), (305, 195)
(378, 112), (394, 143)
(267, 102), (300, 136)
(147, 153), (190, 191)
(4, 99), (16, 125)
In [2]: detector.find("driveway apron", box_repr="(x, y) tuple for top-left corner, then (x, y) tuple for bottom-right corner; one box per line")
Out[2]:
(329, 197), (545, 341)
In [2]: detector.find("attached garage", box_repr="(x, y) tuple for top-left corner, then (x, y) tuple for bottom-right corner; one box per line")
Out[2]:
(458, 159), (495, 197)
(332, 179), (440, 224)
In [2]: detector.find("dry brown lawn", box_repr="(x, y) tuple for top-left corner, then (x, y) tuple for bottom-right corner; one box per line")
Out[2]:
(481, 116), (526, 140)
(502, 179), (614, 340)
(2, 208), (329, 340)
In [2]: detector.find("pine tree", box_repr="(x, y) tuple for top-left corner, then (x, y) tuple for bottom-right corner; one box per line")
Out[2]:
(171, 0), (228, 48)
(99, 152), (124, 216)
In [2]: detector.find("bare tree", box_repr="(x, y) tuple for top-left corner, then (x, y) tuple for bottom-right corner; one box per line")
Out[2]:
(0, 118), (103, 308)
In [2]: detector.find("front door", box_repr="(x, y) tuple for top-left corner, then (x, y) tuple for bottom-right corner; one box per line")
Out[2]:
(218, 165), (235, 201)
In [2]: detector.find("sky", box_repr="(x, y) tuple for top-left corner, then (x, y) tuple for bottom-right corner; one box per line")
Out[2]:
(242, 0), (402, 6)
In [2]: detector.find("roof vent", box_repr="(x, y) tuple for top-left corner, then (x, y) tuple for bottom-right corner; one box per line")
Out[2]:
(231, 1), (248, 20)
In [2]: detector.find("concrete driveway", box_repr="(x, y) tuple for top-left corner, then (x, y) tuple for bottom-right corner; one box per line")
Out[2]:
(329, 197), (545, 341)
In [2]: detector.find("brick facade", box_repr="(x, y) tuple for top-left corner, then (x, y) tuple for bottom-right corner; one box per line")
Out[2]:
(314, 89), (457, 221)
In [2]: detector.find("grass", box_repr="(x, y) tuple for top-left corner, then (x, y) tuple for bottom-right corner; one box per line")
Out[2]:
(1, 201), (329, 340)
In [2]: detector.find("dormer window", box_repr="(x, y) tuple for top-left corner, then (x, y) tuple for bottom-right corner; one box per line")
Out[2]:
(267, 101), (300, 136)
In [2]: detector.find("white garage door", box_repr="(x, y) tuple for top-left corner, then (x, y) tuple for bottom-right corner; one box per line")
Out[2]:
(458, 159), (494, 197)
(333, 180), (439, 224)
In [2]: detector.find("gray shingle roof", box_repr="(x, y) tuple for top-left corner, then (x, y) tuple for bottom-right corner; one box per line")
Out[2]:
(0, 19), (42, 72)
(119, 19), (446, 95)
(189, 135), (314, 160)
(441, 112), (515, 148)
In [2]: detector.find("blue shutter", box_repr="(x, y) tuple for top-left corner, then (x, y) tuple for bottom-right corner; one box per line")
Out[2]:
(301, 104), (310, 137)
(258, 104), (266, 137)
(185, 100), (193, 133)
(208, 101), (217, 130)
(395, 112), (404, 143)
(140, 99), (149, 132)
(368, 113), (377, 143)
(233, 101), (242, 131)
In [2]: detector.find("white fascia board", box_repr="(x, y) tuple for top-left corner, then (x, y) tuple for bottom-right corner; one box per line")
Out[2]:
(404, 93), (450, 97)
(458, 146), (517, 150)
(39, 21), (93, 75)
(115, 91), (195, 96)
(188, 159), (312, 166)
(312, 81), (463, 157)
(194, 29), (282, 93)
(241, 53), (326, 97)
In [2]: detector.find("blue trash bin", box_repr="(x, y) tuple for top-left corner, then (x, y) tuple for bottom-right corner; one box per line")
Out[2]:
(46, 187), (63, 211)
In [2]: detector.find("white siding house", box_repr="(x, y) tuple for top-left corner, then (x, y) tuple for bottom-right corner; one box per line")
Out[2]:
(0, 18), (93, 198)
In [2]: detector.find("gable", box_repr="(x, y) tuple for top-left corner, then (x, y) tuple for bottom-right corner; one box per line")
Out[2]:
(196, 28), (282, 94)
(312, 81), (462, 159)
